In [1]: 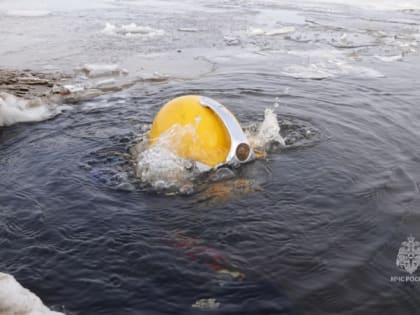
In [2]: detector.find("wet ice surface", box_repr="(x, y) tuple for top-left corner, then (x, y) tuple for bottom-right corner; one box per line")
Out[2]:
(1, 1), (420, 315)
(2, 0), (420, 79)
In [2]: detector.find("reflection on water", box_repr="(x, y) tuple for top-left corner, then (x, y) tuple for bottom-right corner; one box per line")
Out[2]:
(1, 0), (420, 315)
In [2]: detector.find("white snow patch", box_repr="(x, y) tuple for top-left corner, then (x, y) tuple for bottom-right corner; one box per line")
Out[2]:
(0, 92), (64, 127)
(0, 272), (64, 315)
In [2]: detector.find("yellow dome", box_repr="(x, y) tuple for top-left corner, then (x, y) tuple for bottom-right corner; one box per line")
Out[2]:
(149, 95), (232, 167)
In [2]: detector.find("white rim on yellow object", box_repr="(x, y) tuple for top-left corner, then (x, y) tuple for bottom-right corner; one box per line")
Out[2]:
(199, 96), (255, 168)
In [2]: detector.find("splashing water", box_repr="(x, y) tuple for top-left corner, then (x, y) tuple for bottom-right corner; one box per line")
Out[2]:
(246, 108), (285, 151)
(136, 145), (195, 191)
(134, 122), (202, 191)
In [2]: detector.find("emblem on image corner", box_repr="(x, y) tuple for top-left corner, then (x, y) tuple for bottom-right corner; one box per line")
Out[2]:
(396, 236), (420, 275)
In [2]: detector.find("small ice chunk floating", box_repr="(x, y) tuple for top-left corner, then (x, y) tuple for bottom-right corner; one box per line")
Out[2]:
(0, 92), (55, 127)
(0, 272), (64, 315)
(149, 95), (255, 172)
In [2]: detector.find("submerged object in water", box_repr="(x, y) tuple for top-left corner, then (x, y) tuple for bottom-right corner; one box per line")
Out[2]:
(149, 95), (254, 170)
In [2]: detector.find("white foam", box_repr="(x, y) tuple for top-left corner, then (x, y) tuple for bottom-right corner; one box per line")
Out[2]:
(135, 124), (199, 190)
(0, 272), (64, 315)
(136, 145), (194, 190)
(5, 10), (50, 17)
(103, 22), (164, 37)
(0, 92), (61, 127)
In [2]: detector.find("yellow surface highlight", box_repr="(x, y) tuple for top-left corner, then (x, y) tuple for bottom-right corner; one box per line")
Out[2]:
(149, 95), (231, 167)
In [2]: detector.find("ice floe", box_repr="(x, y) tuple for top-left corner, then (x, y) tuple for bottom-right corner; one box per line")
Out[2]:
(80, 64), (128, 78)
(178, 27), (199, 32)
(0, 272), (64, 315)
(103, 22), (164, 37)
(0, 92), (63, 127)
(248, 26), (296, 36)
(374, 54), (403, 62)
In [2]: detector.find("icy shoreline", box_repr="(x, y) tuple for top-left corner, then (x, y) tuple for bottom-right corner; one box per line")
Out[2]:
(0, 272), (64, 315)
(0, 66), (142, 126)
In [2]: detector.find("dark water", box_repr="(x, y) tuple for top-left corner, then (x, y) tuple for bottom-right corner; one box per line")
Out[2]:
(2, 60), (420, 314)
